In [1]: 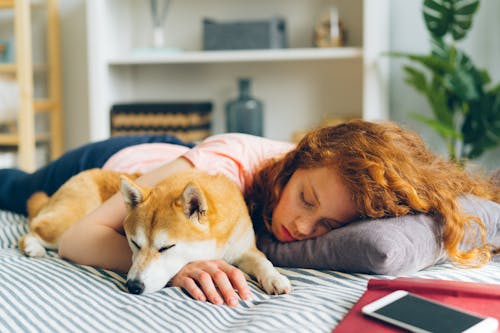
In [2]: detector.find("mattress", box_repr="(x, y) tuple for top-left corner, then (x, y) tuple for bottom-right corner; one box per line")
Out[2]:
(1, 210), (499, 333)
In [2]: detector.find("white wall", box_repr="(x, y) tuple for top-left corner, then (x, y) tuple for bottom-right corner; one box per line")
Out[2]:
(389, 0), (500, 170)
(59, 0), (89, 150)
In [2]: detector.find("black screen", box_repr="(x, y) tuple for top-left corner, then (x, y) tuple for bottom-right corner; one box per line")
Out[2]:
(374, 294), (484, 332)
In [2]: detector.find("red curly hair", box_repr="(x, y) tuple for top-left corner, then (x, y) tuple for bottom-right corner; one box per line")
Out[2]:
(246, 120), (500, 267)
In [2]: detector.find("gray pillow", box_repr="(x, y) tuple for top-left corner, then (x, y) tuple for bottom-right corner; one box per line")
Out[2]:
(257, 195), (500, 275)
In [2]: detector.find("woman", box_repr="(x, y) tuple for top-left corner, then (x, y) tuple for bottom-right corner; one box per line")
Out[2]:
(1, 120), (498, 306)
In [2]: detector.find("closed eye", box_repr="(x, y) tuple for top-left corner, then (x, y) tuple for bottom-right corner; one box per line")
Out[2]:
(158, 244), (176, 253)
(300, 191), (314, 208)
(131, 239), (141, 250)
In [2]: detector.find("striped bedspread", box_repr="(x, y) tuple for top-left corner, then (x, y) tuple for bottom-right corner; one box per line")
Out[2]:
(1, 210), (499, 333)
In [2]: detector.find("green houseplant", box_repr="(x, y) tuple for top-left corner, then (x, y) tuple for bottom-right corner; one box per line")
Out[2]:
(391, 0), (500, 163)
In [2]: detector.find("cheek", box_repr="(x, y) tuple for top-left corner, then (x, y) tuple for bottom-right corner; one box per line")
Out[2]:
(270, 201), (282, 233)
(272, 193), (294, 228)
(270, 180), (301, 233)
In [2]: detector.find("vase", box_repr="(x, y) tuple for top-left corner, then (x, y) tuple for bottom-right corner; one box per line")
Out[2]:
(150, 0), (172, 48)
(225, 78), (264, 136)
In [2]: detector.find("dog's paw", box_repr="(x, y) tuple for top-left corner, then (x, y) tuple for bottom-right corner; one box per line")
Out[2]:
(260, 273), (292, 295)
(19, 234), (47, 258)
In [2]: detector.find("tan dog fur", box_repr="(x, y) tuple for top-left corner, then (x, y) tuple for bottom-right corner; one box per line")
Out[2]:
(20, 168), (291, 296)
(19, 169), (138, 256)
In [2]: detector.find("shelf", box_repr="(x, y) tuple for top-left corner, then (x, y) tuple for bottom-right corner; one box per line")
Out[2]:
(0, 0), (46, 9)
(34, 98), (55, 112)
(0, 132), (50, 146)
(108, 47), (363, 65)
(0, 0), (13, 9)
(0, 63), (16, 73)
(0, 63), (48, 74)
(0, 97), (55, 111)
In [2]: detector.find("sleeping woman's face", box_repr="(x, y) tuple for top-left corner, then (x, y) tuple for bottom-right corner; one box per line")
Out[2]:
(271, 167), (358, 242)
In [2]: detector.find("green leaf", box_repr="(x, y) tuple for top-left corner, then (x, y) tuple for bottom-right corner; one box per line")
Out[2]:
(427, 77), (454, 124)
(402, 65), (429, 94)
(442, 68), (479, 101)
(451, 0), (481, 40)
(461, 90), (500, 159)
(423, 0), (480, 41)
(491, 83), (500, 94)
(389, 51), (454, 76)
(423, 0), (452, 38)
(411, 112), (461, 139)
(430, 40), (487, 101)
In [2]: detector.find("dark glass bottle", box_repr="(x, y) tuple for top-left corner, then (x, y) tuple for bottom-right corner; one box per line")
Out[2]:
(225, 78), (264, 136)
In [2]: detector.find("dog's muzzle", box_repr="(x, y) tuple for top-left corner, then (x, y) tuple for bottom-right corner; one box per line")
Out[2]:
(126, 279), (145, 295)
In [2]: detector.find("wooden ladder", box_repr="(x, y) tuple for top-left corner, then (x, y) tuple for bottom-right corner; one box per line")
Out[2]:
(0, 0), (63, 171)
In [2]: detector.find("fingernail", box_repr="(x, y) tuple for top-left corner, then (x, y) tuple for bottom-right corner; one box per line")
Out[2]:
(229, 297), (237, 306)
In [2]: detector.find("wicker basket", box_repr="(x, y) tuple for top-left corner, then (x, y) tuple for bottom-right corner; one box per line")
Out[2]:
(110, 102), (212, 142)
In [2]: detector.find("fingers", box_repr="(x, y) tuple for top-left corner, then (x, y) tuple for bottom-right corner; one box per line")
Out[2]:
(170, 260), (251, 306)
(197, 270), (226, 305)
(224, 264), (251, 301)
(178, 277), (206, 302)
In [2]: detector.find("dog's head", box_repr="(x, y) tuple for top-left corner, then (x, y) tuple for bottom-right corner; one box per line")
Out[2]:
(120, 174), (219, 294)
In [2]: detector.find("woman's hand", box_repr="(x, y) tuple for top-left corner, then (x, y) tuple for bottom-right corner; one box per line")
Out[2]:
(170, 260), (252, 306)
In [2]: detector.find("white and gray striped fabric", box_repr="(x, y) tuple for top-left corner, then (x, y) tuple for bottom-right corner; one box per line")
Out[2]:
(1, 210), (500, 333)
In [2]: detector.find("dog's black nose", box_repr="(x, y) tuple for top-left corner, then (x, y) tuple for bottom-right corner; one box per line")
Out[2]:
(126, 279), (145, 294)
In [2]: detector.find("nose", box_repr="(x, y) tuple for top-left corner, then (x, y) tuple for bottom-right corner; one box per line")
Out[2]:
(295, 218), (316, 238)
(126, 279), (145, 294)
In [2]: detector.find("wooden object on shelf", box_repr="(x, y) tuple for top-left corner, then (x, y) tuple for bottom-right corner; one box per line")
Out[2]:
(0, 0), (63, 171)
(313, 7), (346, 48)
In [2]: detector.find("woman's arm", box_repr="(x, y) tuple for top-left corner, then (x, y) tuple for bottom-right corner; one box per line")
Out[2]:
(58, 157), (193, 273)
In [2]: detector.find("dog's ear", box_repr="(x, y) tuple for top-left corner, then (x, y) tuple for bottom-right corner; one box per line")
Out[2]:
(182, 182), (208, 226)
(120, 175), (149, 209)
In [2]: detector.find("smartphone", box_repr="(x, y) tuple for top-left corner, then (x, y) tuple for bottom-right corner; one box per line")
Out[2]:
(361, 290), (498, 333)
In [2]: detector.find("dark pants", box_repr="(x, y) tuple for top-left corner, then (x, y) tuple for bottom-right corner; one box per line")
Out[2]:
(0, 134), (194, 215)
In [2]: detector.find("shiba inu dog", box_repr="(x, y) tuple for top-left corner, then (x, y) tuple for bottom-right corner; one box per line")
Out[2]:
(19, 168), (291, 296)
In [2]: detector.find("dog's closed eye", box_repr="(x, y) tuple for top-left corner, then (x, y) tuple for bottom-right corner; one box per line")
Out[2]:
(131, 239), (141, 250)
(158, 244), (176, 253)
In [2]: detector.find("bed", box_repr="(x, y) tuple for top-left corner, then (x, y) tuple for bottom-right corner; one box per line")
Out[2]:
(1, 209), (500, 333)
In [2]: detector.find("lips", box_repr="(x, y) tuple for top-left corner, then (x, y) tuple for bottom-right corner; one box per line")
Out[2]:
(280, 225), (297, 242)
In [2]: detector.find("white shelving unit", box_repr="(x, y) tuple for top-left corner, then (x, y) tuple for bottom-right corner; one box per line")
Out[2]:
(85, 0), (389, 142)
(108, 47), (363, 65)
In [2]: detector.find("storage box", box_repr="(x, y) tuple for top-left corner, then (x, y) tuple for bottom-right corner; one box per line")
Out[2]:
(110, 102), (212, 142)
(203, 16), (287, 51)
